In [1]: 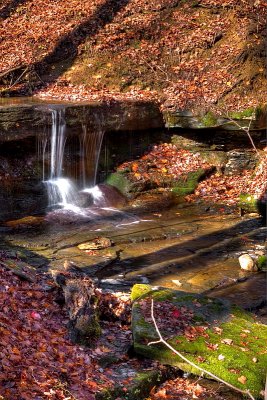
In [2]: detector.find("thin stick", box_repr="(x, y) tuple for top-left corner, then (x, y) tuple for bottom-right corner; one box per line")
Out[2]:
(225, 112), (259, 155)
(264, 372), (267, 400)
(148, 298), (256, 400)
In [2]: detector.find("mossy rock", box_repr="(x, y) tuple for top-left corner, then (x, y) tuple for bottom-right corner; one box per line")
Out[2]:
(132, 285), (267, 399)
(201, 111), (218, 127)
(239, 193), (267, 220)
(257, 255), (267, 271)
(96, 368), (170, 400)
(239, 193), (258, 213)
(171, 168), (209, 196)
(105, 171), (144, 198)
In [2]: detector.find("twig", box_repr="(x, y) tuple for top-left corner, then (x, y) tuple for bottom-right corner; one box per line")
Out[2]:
(0, 64), (25, 80)
(1, 66), (29, 93)
(214, 104), (259, 155)
(148, 298), (256, 400)
(264, 372), (267, 400)
(225, 112), (259, 155)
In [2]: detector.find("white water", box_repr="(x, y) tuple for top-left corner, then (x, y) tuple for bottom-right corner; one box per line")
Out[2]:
(41, 107), (105, 210)
(41, 107), (148, 228)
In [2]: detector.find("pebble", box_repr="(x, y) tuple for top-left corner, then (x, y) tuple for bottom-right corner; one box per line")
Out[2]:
(238, 254), (258, 271)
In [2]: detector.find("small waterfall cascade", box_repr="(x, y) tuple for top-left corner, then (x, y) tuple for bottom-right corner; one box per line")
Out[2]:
(80, 122), (104, 188)
(40, 107), (104, 210)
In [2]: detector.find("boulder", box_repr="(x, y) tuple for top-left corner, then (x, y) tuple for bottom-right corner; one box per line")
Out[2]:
(131, 284), (267, 399)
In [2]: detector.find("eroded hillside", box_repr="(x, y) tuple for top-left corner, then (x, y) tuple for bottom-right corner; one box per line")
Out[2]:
(0, 0), (266, 112)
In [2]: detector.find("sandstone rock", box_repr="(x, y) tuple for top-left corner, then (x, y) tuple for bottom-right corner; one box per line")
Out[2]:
(78, 237), (113, 250)
(238, 254), (258, 271)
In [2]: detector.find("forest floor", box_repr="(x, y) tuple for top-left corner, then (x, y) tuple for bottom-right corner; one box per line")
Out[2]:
(0, 1), (266, 398)
(0, 0), (266, 113)
(0, 261), (246, 400)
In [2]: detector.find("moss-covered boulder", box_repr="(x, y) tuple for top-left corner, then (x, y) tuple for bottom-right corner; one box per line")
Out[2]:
(96, 367), (171, 400)
(106, 168), (212, 198)
(105, 172), (135, 198)
(171, 168), (209, 196)
(132, 285), (267, 399)
(239, 193), (267, 221)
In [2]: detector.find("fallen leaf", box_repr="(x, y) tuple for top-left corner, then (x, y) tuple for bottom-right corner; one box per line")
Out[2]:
(238, 376), (247, 384)
(221, 338), (233, 345)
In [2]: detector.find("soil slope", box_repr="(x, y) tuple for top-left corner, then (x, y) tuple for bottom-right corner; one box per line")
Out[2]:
(0, 0), (266, 111)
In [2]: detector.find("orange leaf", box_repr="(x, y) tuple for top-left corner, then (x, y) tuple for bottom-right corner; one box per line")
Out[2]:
(131, 162), (139, 172)
(238, 376), (247, 384)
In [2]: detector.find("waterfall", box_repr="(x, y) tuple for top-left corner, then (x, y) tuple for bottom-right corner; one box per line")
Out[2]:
(41, 107), (104, 210)
(80, 123), (104, 188)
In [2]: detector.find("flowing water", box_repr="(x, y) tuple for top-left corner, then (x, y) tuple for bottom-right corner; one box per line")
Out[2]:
(40, 106), (105, 212)
(1, 103), (266, 315)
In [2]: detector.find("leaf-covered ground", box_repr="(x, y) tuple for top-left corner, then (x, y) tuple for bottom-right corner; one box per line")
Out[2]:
(113, 142), (267, 206)
(186, 149), (267, 205)
(1, 0), (266, 112)
(0, 257), (134, 400)
(0, 260), (250, 400)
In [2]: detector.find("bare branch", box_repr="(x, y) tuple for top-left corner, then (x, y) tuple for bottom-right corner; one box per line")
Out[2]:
(264, 372), (267, 400)
(0, 64), (25, 80)
(148, 298), (256, 400)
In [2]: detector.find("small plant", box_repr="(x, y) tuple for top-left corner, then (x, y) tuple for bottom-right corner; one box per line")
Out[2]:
(257, 255), (267, 271)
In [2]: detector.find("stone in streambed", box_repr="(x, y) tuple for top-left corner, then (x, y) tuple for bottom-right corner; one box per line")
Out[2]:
(238, 254), (258, 271)
(78, 237), (113, 250)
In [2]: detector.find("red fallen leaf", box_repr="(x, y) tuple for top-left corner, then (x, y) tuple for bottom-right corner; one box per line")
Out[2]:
(171, 309), (181, 318)
(30, 311), (41, 320)
(85, 250), (97, 255)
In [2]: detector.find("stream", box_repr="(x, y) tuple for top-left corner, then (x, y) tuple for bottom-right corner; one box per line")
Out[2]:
(0, 100), (266, 317)
(1, 195), (266, 318)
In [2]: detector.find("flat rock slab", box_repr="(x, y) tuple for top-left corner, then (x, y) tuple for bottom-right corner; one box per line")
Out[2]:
(132, 284), (267, 399)
(95, 359), (171, 400)
(207, 272), (267, 310)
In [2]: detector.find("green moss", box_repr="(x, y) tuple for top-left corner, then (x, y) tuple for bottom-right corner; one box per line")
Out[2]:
(201, 112), (217, 127)
(105, 172), (132, 197)
(132, 286), (267, 398)
(96, 369), (168, 400)
(172, 169), (206, 196)
(257, 255), (267, 271)
(131, 284), (152, 301)
(238, 193), (258, 213)
(229, 108), (255, 120)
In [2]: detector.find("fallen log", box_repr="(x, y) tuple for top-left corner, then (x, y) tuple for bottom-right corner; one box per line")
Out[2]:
(52, 269), (101, 345)
(51, 264), (131, 345)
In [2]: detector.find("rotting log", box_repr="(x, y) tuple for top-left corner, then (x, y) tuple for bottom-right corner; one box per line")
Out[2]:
(52, 270), (101, 345)
(52, 267), (131, 346)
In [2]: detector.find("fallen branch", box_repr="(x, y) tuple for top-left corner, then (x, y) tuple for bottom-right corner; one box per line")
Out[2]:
(148, 298), (256, 400)
(0, 66), (29, 93)
(0, 64), (25, 81)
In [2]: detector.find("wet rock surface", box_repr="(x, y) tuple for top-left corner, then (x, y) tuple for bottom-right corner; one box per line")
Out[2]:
(1, 197), (266, 312)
